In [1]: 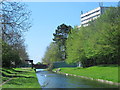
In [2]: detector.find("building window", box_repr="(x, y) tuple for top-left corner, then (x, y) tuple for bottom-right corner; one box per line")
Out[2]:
(81, 10), (100, 19)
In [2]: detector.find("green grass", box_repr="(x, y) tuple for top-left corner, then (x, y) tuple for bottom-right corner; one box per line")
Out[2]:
(53, 64), (119, 83)
(1, 68), (40, 88)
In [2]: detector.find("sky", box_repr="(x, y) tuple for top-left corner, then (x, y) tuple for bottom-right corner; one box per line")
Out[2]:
(24, 2), (118, 64)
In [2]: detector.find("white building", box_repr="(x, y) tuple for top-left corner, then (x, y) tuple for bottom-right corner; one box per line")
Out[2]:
(80, 7), (109, 27)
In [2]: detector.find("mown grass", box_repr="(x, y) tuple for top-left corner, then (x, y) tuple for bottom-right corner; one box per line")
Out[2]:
(1, 68), (40, 88)
(53, 64), (119, 83)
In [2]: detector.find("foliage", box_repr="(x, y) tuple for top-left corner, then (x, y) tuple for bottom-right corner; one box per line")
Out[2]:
(2, 41), (21, 67)
(66, 7), (120, 67)
(36, 62), (41, 65)
(42, 42), (62, 69)
(42, 24), (72, 69)
(53, 24), (72, 60)
(1, 1), (31, 68)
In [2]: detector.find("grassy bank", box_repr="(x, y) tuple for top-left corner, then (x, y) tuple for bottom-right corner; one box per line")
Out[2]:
(53, 65), (119, 83)
(1, 68), (40, 88)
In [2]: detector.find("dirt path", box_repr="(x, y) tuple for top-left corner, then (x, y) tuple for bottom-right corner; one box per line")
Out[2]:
(0, 78), (13, 86)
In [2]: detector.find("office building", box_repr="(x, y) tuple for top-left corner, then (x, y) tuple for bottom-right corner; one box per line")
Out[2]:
(80, 7), (109, 27)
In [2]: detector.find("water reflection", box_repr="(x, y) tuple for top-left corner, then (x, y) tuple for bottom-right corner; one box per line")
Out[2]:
(36, 69), (118, 88)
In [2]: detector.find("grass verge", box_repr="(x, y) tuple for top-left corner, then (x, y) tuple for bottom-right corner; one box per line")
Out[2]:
(1, 68), (40, 88)
(53, 64), (119, 83)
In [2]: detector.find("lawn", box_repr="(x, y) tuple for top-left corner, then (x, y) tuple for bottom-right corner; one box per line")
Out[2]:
(53, 64), (119, 83)
(1, 68), (40, 88)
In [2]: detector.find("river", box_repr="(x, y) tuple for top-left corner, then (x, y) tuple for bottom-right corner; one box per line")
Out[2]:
(36, 69), (118, 88)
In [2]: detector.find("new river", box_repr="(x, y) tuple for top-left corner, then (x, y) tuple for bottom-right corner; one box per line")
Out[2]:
(36, 69), (118, 88)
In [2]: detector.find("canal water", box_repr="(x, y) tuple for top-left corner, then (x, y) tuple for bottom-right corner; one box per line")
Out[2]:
(36, 69), (118, 88)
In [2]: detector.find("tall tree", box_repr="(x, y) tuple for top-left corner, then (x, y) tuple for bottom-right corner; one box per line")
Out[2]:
(1, 1), (31, 45)
(53, 24), (72, 60)
(1, 1), (31, 67)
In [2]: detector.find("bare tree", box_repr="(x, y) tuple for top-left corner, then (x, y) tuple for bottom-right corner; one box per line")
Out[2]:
(1, 0), (31, 67)
(0, 0), (31, 45)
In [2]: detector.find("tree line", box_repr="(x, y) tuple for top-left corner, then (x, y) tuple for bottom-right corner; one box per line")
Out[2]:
(66, 7), (120, 67)
(42, 24), (72, 69)
(1, 1), (31, 68)
(42, 6), (120, 68)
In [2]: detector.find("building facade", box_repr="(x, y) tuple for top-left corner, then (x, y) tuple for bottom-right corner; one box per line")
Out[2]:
(80, 7), (109, 27)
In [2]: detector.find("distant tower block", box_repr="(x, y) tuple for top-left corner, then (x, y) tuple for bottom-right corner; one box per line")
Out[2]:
(80, 6), (109, 27)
